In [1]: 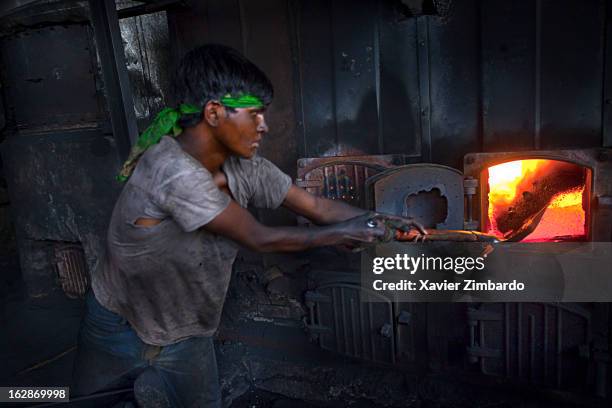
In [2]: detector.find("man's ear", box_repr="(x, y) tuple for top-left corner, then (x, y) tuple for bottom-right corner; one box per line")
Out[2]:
(203, 101), (225, 127)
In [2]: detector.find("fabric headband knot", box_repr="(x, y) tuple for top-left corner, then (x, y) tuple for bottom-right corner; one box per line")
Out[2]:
(117, 93), (264, 182)
(117, 103), (200, 182)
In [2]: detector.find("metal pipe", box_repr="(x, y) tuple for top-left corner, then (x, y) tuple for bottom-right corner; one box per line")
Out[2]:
(89, 0), (139, 158)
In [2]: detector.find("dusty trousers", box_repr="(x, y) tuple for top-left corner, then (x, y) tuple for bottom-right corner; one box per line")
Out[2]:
(71, 290), (222, 408)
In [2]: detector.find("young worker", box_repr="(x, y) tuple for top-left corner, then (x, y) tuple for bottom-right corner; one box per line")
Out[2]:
(72, 44), (424, 407)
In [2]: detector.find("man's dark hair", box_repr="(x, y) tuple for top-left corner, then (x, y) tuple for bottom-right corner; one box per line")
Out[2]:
(173, 44), (273, 128)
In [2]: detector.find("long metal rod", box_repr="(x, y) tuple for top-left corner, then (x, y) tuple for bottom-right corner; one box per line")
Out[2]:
(89, 0), (139, 159)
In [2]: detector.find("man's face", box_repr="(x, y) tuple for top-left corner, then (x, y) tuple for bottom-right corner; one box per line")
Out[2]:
(216, 106), (268, 159)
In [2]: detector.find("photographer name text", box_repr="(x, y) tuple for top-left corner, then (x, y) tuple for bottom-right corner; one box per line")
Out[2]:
(372, 279), (525, 292)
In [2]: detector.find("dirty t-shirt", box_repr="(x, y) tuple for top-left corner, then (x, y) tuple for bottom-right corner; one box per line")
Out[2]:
(91, 136), (292, 346)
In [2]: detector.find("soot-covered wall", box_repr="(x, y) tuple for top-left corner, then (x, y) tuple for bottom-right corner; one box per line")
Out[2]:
(0, 9), (124, 297)
(168, 0), (610, 177)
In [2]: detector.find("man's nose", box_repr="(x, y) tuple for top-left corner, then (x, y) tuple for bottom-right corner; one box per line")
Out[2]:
(257, 115), (269, 133)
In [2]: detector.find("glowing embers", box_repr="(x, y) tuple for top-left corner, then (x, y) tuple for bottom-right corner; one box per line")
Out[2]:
(485, 159), (588, 242)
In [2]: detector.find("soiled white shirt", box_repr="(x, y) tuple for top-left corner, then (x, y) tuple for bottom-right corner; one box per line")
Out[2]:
(91, 136), (292, 345)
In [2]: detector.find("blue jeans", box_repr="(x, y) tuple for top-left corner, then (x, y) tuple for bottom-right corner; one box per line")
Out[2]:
(71, 290), (221, 408)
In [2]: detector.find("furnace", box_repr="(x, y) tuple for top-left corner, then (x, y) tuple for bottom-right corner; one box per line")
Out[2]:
(463, 148), (612, 243)
(303, 147), (612, 399)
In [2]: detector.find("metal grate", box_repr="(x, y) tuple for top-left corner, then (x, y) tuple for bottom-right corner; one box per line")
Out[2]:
(296, 155), (404, 217)
(54, 243), (90, 299)
(467, 303), (592, 390)
(305, 283), (396, 364)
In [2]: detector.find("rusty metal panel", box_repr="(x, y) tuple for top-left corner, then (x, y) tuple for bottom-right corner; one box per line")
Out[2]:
(297, 155), (404, 212)
(369, 164), (464, 229)
(468, 303), (592, 391)
(54, 243), (89, 299)
(0, 24), (102, 132)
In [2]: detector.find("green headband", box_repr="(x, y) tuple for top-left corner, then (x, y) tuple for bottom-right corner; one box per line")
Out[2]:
(220, 93), (264, 109)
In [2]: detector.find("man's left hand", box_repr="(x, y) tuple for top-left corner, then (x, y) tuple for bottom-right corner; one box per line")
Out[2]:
(369, 213), (427, 243)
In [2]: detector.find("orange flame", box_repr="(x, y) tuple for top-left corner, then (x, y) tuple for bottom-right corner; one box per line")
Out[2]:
(523, 187), (584, 241)
(486, 159), (586, 242)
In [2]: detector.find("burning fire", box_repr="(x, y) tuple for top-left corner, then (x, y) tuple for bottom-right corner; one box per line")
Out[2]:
(486, 159), (586, 242)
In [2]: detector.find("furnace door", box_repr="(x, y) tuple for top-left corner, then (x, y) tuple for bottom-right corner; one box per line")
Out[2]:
(367, 163), (465, 229)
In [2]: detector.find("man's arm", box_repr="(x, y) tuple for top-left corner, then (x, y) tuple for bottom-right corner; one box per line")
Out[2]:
(203, 199), (386, 252)
(281, 185), (428, 237)
(281, 185), (367, 225)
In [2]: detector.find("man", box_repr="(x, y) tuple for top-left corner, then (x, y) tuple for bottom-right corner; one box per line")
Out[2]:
(72, 44), (423, 407)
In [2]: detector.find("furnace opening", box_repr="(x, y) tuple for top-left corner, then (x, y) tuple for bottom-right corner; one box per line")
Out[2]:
(483, 159), (591, 242)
